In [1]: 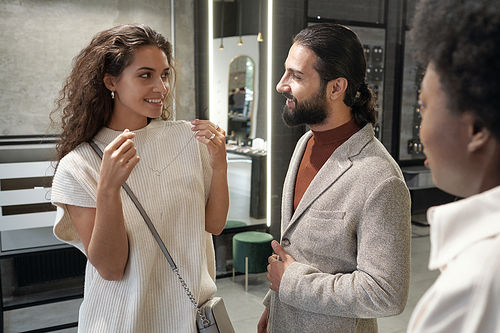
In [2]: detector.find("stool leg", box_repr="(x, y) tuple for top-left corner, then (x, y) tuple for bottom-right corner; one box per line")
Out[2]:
(233, 267), (235, 282)
(245, 257), (248, 292)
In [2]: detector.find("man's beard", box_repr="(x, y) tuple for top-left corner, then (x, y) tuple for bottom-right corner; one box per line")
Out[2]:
(281, 86), (329, 127)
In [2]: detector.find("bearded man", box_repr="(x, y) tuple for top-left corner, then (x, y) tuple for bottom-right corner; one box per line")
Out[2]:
(258, 23), (412, 333)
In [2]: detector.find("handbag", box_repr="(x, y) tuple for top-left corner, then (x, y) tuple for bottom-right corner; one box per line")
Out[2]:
(196, 297), (234, 333)
(88, 141), (235, 333)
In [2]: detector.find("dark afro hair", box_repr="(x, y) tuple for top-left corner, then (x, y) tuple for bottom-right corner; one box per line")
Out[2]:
(410, 0), (500, 140)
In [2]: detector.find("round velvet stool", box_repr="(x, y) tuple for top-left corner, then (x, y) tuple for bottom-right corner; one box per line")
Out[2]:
(225, 220), (247, 229)
(232, 231), (274, 291)
(215, 220), (247, 273)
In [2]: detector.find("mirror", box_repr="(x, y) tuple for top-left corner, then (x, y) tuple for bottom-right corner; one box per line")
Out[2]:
(208, 0), (272, 228)
(227, 55), (254, 143)
(208, 0), (273, 277)
(211, 35), (265, 226)
(209, 35), (261, 140)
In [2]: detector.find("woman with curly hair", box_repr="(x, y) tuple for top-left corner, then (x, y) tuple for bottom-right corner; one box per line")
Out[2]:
(407, 0), (500, 331)
(50, 24), (229, 332)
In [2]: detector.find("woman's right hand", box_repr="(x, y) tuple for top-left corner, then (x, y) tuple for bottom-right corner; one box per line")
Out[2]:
(99, 129), (140, 190)
(68, 130), (138, 281)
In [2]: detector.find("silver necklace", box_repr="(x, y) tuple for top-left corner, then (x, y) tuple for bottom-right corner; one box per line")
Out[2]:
(142, 132), (196, 177)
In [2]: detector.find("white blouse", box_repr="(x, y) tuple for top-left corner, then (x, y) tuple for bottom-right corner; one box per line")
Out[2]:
(408, 185), (500, 333)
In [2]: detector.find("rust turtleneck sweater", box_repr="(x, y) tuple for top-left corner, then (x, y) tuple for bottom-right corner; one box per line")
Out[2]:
(293, 117), (362, 211)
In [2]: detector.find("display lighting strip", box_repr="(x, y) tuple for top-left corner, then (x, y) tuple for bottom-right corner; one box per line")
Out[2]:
(266, 0), (273, 228)
(171, 0), (176, 119)
(208, 0), (214, 121)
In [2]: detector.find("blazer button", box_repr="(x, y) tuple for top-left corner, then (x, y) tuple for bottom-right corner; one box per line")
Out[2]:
(281, 238), (290, 246)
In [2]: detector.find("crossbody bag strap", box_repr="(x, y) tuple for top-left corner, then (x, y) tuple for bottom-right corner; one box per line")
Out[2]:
(87, 140), (211, 327)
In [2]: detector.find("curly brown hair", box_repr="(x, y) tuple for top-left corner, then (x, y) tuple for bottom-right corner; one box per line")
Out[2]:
(50, 23), (176, 161)
(410, 0), (500, 140)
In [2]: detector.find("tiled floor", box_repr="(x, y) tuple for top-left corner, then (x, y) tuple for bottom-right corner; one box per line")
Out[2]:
(3, 158), (439, 332)
(215, 223), (439, 333)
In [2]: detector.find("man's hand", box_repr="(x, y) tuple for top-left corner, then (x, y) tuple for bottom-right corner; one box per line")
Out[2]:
(267, 240), (295, 293)
(257, 308), (269, 333)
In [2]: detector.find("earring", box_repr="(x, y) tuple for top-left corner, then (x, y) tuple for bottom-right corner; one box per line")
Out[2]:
(111, 91), (115, 99)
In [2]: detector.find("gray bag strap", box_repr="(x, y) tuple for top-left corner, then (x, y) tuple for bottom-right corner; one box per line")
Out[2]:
(88, 140), (211, 328)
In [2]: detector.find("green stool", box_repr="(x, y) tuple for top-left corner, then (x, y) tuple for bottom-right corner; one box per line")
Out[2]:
(232, 231), (273, 291)
(215, 221), (248, 273)
(224, 220), (247, 229)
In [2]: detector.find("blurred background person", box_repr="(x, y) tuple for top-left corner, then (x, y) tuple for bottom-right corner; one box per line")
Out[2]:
(232, 87), (246, 115)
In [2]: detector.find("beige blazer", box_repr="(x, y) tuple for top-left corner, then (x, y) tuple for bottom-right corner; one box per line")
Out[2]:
(265, 124), (411, 333)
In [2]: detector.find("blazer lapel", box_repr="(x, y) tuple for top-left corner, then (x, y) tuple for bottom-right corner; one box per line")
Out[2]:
(282, 124), (374, 237)
(281, 132), (310, 228)
(282, 155), (352, 237)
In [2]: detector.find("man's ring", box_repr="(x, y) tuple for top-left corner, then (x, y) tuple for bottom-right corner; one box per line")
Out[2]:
(214, 124), (219, 130)
(209, 133), (215, 140)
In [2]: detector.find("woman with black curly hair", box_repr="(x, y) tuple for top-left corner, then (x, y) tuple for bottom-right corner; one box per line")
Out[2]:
(407, 0), (500, 331)
(50, 24), (229, 332)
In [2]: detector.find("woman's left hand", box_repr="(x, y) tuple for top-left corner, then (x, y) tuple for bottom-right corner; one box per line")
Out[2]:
(191, 119), (227, 170)
(191, 119), (229, 235)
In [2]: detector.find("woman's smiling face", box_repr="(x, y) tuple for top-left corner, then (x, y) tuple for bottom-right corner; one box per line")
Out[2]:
(106, 45), (170, 130)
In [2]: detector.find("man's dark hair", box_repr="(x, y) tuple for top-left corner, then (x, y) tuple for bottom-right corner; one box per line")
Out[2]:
(411, 0), (500, 140)
(293, 23), (377, 127)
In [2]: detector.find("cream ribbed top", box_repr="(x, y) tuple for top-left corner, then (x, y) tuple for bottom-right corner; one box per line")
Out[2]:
(52, 119), (217, 333)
